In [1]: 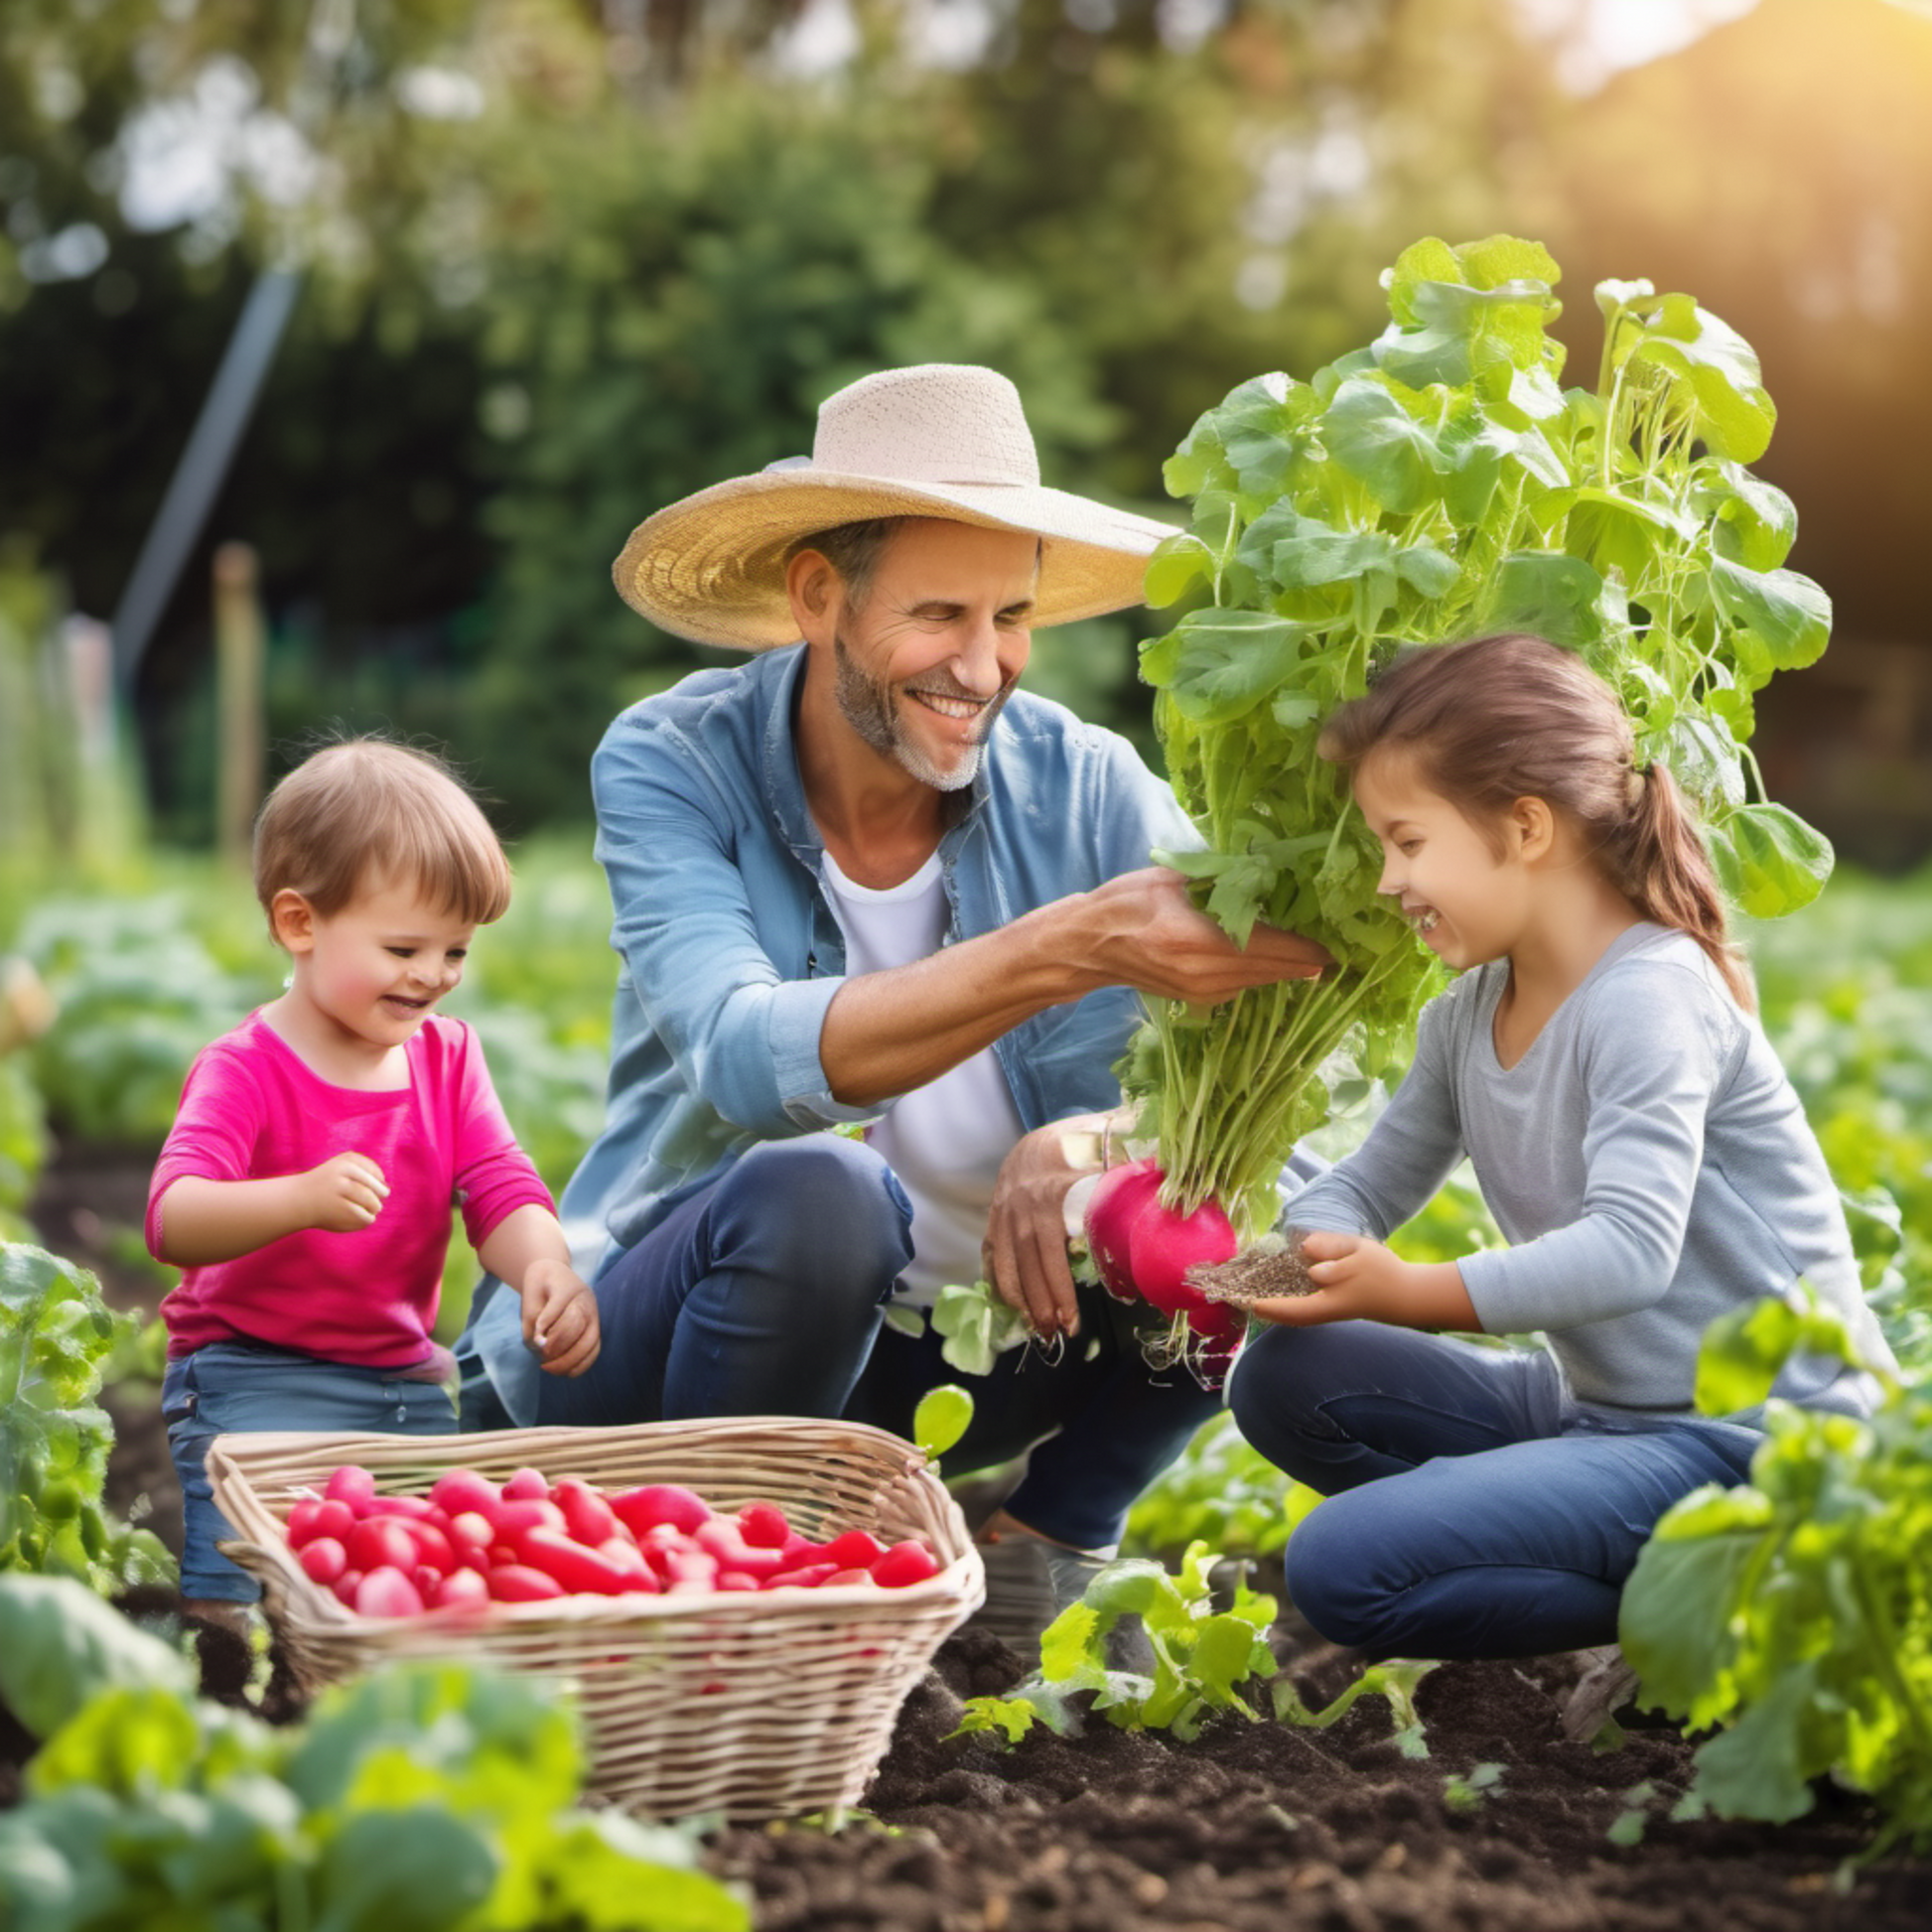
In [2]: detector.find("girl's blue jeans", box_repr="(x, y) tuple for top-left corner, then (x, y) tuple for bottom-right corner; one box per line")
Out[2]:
(509, 1135), (1223, 1552)
(163, 1340), (456, 1601)
(1227, 1319), (1761, 1659)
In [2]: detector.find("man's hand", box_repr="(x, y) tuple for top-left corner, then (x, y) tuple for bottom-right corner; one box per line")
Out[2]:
(301, 1152), (389, 1234)
(520, 1259), (602, 1376)
(1075, 868), (1331, 1005)
(982, 1118), (1107, 1340)
(1250, 1231), (1479, 1332)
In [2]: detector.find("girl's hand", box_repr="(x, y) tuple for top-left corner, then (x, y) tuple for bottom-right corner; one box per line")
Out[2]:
(302, 1152), (389, 1232)
(1249, 1231), (1479, 1331)
(520, 1259), (601, 1376)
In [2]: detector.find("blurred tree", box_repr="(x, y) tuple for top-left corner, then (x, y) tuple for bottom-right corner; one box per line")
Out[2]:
(2, 0), (1715, 838)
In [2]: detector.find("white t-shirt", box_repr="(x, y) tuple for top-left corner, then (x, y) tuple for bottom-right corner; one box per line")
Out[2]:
(819, 848), (1025, 1308)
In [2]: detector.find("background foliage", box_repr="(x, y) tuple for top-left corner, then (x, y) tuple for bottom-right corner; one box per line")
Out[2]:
(6, 0), (1930, 844)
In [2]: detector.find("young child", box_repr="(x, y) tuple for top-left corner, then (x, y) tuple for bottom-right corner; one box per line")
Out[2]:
(149, 737), (601, 1625)
(1228, 632), (1895, 1667)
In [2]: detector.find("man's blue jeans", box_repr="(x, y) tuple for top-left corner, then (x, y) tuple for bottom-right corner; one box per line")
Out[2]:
(1227, 1320), (1761, 1659)
(522, 1135), (1222, 1551)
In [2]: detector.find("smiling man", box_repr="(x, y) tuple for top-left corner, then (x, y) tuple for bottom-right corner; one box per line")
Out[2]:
(456, 364), (1328, 1634)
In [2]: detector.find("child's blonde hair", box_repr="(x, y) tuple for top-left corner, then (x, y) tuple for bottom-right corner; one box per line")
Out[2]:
(1319, 633), (1753, 1009)
(253, 737), (513, 937)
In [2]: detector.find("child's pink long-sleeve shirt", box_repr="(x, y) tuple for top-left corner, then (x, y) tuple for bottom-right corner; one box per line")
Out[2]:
(148, 1011), (554, 1369)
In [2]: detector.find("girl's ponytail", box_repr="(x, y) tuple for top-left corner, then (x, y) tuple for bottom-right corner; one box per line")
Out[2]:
(1607, 762), (1755, 1012)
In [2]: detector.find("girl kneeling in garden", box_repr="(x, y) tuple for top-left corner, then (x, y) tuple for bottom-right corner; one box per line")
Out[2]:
(1229, 632), (1893, 1664)
(148, 737), (600, 1630)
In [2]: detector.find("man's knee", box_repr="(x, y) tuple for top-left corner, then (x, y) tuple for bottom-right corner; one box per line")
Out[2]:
(712, 1136), (913, 1305)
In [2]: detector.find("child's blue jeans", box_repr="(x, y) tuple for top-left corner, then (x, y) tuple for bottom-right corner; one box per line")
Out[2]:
(1227, 1319), (1762, 1659)
(491, 1134), (1224, 1553)
(163, 1339), (456, 1601)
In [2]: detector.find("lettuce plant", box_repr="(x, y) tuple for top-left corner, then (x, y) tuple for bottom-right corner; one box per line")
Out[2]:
(1126, 233), (1834, 1235)
(1619, 1297), (1930, 1859)
(0, 1241), (173, 1591)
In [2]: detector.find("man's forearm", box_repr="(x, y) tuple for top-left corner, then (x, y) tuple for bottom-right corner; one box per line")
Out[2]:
(818, 898), (1096, 1105)
(817, 867), (1331, 1107)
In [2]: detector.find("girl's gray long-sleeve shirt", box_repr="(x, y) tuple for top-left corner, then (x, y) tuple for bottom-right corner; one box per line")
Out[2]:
(1287, 923), (1895, 1420)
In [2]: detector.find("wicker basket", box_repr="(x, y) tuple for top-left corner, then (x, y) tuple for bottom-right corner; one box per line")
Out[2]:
(206, 1416), (984, 1821)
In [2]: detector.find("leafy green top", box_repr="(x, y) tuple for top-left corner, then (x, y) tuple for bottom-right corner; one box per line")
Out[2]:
(1125, 233), (1834, 1232)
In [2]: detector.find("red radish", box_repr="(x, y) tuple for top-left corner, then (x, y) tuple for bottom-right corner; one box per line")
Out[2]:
(518, 1528), (645, 1595)
(778, 1530), (822, 1564)
(501, 1466), (550, 1502)
(323, 1464), (377, 1516)
(817, 1528), (889, 1571)
(694, 1519), (784, 1575)
(597, 1540), (661, 1590)
(332, 1569), (363, 1605)
(737, 1502), (791, 1549)
(430, 1469), (501, 1518)
(821, 1568), (876, 1588)
(611, 1483), (712, 1537)
(379, 1493), (438, 1521)
(345, 1516), (420, 1578)
(486, 1564), (567, 1602)
(434, 1568), (491, 1610)
(298, 1537), (347, 1587)
(393, 1518), (456, 1575)
(661, 1550), (720, 1592)
(447, 1510), (495, 1556)
(870, 1540), (942, 1588)
(716, 1571), (760, 1591)
(288, 1497), (355, 1548)
(355, 1566), (426, 1617)
(493, 1496), (569, 1539)
(764, 1562), (838, 1590)
(1083, 1158), (1168, 1302)
(553, 1476), (622, 1547)
(1130, 1191), (1238, 1313)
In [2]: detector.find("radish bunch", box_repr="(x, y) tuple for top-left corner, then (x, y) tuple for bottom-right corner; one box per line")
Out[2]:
(1084, 1156), (1248, 1388)
(284, 1462), (944, 1618)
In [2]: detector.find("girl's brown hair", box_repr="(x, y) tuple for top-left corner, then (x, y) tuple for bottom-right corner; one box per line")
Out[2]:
(1318, 633), (1753, 1008)
(253, 737), (513, 937)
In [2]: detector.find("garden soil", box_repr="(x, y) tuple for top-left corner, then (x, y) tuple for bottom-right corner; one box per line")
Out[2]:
(22, 1150), (1932, 1931)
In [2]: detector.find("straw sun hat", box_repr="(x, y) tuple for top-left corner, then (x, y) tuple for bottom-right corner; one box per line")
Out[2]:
(611, 363), (1178, 650)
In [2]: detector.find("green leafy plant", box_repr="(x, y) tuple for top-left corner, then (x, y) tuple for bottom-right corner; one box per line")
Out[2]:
(0, 1241), (173, 1590)
(0, 1575), (752, 1932)
(1619, 1295), (1930, 1859)
(954, 1540), (1281, 1743)
(953, 1537), (1436, 1758)
(1123, 232), (1833, 1238)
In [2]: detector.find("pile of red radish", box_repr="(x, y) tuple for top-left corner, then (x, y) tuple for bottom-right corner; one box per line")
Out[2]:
(284, 1462), (945, 1619)
(1083, 1156), (1247, 1386)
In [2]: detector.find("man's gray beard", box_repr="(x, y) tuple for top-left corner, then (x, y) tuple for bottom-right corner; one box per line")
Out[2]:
(832, 631), (1011, 792)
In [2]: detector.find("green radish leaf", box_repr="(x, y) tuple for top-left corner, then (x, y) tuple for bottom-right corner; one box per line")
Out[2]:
(1707, 803), (1834, 919)
(1706, 559), (1831, 671)
(1625, 293), (1777, 463)
(1483, 551), (1608, 649)
(1321, 378), (1447, 513)
(1142, 611), (1311, 724)
(1144, 532), (1217, 609)
(1699, 462), (1798, 572)
(912, 1383), (975, 1460)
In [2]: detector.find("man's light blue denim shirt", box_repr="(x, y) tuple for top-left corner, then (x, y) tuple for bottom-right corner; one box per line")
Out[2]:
(463, 642), (1197, 1422)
